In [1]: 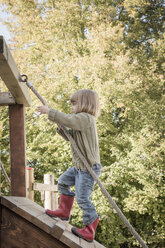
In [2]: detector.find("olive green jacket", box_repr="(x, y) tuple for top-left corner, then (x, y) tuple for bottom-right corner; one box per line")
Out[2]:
(48, 109), (100, 170)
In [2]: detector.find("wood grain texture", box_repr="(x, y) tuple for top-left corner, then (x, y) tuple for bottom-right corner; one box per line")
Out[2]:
(1, 206), (69, 248)
(60, 223), (82, 248)
(0, 196), (107, 248)
(9, 105), (26, 197)
(80, 238), (95, 248)
(94, 240), (108, 248)
(1, 196), (66, 239)
(0, 92), (16, 105)
(0, 36), (31, 106)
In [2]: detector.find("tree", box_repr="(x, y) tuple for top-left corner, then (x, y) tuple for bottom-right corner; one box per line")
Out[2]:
(0, 0), (164, 247)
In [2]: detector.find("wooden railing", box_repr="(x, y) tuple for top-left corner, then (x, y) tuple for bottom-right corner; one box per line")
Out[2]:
(26, 167), (58, 210)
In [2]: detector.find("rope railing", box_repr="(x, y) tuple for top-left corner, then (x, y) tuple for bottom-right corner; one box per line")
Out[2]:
(20, 74), (148, 248)
(0, 161), (11, 185)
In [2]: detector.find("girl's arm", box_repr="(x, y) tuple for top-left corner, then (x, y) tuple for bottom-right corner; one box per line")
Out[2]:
(37, 105), (73, 140)
(37, 106), (92, 131)
(56, 127), (73, 141)
(37, 105), (61, 129)
(48, 109), (92, 130)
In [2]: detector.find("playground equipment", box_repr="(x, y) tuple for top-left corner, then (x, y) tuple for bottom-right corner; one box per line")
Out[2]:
(0, 35), (107, 248)
(0, 36), (148, 247)
(26, 167), (58, 210)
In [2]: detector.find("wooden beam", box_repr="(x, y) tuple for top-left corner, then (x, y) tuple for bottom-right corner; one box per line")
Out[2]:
(0, 92), (16, 106)
(0, 36), (31, 107)
(26, 167), (34, 201)
(9, 104), (26, 197)
(33, 182), (58, 192)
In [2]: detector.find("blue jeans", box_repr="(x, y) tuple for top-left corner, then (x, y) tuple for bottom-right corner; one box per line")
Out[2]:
(58, 164), (101, 226)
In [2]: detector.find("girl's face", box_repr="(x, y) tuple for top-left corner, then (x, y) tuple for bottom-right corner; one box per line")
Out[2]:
(71, 101), (78, 114)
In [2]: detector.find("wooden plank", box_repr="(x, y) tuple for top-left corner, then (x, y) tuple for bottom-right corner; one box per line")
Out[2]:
(0, 92), (16, 105)
(1, 206), (69, 248)
(44, 174), (54, 210)
(94, 240), (107, 248)
(33, 182), (58, 192)
(26, 167), (34, 200)
(33, 213), (58, 234)
(1, 196), (44, 224)
(9, 104), (26, 197)
(0, 196), (107, 248)
(16, 203), (45, 222)
(1, 196), (34, 211)
(80, 238), (95, 248)
(51, 218), (66, 240)
(0, 36), (31, 107)
(1, 196), (45, 220)
(1, 196), (65, 239)
(52, 191), (58, 210)
(60, 223), (82, 248)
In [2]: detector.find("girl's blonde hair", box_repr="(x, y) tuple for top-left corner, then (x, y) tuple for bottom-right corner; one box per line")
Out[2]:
(70, 89), (100, 118)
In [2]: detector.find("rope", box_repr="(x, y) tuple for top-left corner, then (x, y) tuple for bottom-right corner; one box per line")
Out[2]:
(0, 161), (11, 185)
(20, 75), (148, 248)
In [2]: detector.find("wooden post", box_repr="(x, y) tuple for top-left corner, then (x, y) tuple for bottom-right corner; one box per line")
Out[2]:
(52, 191), (58, 210)
(9, 104), (26, 197)
(31, 175), (58, 209)
(26, 167), (34, 200)
(44, 174), (58, 210)
(44, 174), (53, 210)
(0, 36), (32, 198)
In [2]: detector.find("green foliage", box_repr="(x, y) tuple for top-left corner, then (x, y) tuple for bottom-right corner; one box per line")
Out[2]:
(0, 106), (11, 195)
(0, 0), (164, 247)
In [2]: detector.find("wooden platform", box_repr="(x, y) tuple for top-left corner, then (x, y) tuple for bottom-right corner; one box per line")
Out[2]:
(0, 196), (106, 248)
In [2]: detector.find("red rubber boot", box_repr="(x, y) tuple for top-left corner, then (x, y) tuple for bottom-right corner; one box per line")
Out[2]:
(71, 217), (99, 242)
(45, 194), (74, 220)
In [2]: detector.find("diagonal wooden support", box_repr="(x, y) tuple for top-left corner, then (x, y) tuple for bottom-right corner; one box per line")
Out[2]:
(0, 36), (31, 107)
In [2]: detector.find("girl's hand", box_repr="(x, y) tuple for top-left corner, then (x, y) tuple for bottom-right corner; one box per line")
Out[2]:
(37, 105), (50, 115)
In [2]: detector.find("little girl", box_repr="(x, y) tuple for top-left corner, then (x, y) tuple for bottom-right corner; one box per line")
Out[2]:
(37, 89), (101, 242)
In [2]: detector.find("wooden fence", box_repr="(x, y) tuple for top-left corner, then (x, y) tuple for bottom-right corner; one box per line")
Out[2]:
(26, 167), (58, 210)
(0, 163), (58, 210)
